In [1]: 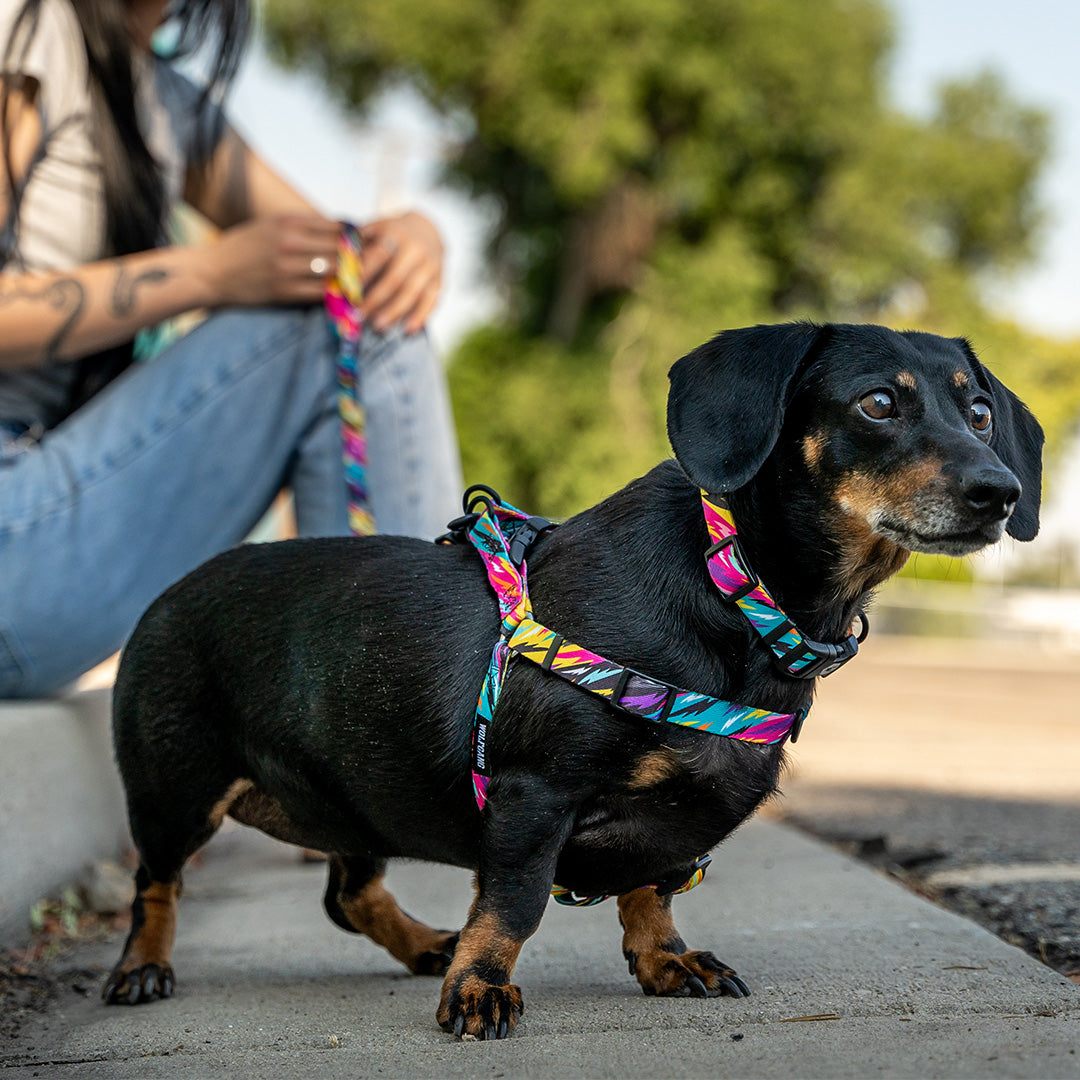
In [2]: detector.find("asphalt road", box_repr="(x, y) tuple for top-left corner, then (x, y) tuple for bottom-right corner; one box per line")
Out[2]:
(777, 635), (1080, 979)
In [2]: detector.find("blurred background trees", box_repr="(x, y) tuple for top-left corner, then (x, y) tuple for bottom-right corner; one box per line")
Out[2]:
(264, 0), (1078, 519)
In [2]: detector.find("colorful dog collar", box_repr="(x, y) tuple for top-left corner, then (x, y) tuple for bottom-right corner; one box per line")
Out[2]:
(702, 493), (867, 678)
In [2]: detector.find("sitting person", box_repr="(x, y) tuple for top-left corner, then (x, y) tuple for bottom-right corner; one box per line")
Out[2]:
(0, 0), (462, 698)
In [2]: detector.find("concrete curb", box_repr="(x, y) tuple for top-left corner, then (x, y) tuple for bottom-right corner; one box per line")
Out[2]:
(0, 690), (129, 945)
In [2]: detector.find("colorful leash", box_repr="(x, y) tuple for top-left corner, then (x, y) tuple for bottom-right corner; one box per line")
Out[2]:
(325, 223), (375, 537)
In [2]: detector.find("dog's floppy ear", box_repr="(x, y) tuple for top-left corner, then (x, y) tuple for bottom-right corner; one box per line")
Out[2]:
(667, 322), (827, 492)
(955, 339), (1044, 541)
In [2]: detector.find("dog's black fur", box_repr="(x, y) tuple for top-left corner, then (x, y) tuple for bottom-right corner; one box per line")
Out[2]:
(103, 322), (1044, 1038)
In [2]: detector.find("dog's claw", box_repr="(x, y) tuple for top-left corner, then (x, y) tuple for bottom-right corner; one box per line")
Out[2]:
(725, 975), (751, 997)
(440, 981), (523, 1040)
(103, 964), (176, 1007)
(686, 974), (708, 998)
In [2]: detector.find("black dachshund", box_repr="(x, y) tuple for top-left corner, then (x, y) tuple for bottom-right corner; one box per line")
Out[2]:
(103, 322), (1043, 1039)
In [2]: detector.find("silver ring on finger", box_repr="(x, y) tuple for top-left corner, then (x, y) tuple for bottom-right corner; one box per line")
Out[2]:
(309, 256), (331, 276)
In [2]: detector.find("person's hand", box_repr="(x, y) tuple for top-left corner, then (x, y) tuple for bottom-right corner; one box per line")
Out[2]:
(204, 215), (340, 308)
(359, 212), (443, 335)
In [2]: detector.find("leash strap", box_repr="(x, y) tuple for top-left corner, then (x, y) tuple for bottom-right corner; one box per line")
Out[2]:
(703, 493), (864, 679)
(325, 223), (375, 536)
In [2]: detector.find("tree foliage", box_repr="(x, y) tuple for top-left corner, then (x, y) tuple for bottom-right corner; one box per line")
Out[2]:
(265, 0), (1077, 519)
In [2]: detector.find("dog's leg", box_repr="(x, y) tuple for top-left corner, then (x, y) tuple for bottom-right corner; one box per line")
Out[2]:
(436, 781), (574, 1040)
(617, 888), (750, 998)
(323, 854), (459, 975)
(103, 777), (250, 1005)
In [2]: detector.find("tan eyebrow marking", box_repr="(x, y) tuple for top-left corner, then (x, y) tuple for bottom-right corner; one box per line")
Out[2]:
(896, 371), (916, 389)
(954, 370), (970, 388)
(802, 431), (826, 470)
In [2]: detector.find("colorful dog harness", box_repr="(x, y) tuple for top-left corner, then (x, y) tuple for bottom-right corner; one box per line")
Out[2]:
(325, 222), (375, 537)
(443, 483), (866, 906)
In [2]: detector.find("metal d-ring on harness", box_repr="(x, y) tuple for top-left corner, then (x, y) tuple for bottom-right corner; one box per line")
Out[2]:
(439, 483), (867, 906)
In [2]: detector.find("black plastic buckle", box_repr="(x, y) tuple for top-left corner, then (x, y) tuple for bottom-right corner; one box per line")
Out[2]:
(507, 515), (555, 568)
(435, 511), (480, 546)
(704, 534), (758, 603)
(653, 853), (713, 897)
(610, 667), (678, 724)
(788, 704), (810, 744)
(774, 632), (860, 680)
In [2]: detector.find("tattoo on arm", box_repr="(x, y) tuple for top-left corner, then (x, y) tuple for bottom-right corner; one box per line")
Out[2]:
(0, 276), (86, 363)
(110, 264), (170, 317)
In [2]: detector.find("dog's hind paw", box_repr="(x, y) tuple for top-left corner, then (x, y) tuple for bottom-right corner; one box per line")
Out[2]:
(412, 932), (460, 976)
(634, 949), (750, 999)
(438, 977), (524, 1040)
(102, 962), (175, 1005)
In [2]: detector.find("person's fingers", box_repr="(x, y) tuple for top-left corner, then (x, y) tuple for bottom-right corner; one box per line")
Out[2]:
(369, 265), (432, 331)
(283, 214), (341, 241)
(277, 272), (327, 303)
(360, 247), (426, 316)
(403, 281), (441, 334)
(360, 238), (396, 287)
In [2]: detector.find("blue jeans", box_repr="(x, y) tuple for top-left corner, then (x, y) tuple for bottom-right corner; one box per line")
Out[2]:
(0, 306), (462, 698)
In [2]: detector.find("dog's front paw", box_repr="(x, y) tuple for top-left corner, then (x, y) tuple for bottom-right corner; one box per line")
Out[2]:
(437, 975), (524, 1040)
(629, 948), (750, 999)
(102, 962), (175, 1005)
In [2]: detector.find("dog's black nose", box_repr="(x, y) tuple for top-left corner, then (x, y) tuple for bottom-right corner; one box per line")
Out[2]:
(961, 466), (1021, 520)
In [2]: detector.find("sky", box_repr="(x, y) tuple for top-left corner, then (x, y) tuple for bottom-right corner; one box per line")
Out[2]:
(224, 0), (1080, 351)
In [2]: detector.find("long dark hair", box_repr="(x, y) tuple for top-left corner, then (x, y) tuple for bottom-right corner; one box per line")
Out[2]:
(1, 0), (249, 264)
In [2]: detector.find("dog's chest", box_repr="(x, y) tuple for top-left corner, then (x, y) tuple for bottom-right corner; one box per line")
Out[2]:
(558, 740), (782, 889)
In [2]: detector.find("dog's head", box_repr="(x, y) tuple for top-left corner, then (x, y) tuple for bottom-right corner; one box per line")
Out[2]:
(668, 322), (1044, 563)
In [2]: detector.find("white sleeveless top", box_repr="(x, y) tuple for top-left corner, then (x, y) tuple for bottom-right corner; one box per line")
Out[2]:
(0, 0), (224, 427)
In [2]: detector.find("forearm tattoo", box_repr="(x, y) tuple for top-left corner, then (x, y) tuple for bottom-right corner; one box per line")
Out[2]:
(110, 264), (170, 317)
(0, 277), (85, 363)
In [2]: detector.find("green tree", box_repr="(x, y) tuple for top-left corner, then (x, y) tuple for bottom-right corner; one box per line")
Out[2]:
(266, 0), (1075, 518)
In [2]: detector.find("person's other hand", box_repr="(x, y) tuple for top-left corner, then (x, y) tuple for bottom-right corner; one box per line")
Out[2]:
(206, 215), (340, 307)
(359, 212), (443, 335)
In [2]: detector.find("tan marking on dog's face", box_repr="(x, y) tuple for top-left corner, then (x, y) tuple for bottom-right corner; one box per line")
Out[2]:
(896, 371), (916, 389)
(208, 779), (254, 829)
(831, 463), (946, 599)
(627, 749), (680, 790)
(802, 431), (827, 471)
(954, 370), (970, 389)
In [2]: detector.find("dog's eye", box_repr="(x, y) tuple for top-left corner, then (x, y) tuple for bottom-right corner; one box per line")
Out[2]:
(971, 400), (992, 433)
(858, 390), (896, 421)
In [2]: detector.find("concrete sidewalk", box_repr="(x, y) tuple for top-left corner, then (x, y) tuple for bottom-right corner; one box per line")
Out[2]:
(2, 819), (1077, 1078)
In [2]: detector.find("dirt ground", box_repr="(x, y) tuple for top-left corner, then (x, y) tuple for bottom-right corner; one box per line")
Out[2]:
(775, 634), (1080, 979)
